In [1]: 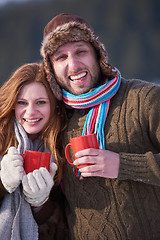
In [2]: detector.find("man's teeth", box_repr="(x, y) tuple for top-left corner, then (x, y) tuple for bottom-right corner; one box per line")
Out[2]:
(70, 72), (86, 80)
(25, 119), (40, 122)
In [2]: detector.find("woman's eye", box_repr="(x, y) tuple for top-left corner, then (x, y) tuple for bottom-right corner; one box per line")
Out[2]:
(37, 101), (46, 105)
(17, 101), (27, 105)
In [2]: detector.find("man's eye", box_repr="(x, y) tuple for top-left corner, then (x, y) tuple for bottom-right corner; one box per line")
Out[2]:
(55, 55), (66, 61)
(17, 101), (27, 105)
(77, 50), (87, 55)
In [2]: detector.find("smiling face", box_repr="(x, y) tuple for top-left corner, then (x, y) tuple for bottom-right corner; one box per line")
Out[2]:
(50, 41), (101, 95)
(15, 82), (51, 140)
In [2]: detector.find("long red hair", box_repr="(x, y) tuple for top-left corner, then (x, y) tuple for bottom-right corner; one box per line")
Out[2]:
(0, 62), (66, 184)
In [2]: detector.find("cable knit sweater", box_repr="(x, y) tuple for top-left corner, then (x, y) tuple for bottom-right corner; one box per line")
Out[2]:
(62, 78), (160, 240)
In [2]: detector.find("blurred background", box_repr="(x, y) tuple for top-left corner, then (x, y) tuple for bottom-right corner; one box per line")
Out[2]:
(0, 0), (160, 86)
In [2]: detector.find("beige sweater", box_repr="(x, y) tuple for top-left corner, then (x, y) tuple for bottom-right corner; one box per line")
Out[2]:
(62, 78), (160, 240)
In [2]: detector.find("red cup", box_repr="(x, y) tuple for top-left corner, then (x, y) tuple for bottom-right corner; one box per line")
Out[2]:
(21, 150), (51, 174)
(65, 133), (99, 168)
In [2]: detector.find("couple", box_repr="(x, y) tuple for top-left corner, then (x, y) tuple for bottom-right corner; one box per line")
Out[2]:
(0, 13), (160, 240)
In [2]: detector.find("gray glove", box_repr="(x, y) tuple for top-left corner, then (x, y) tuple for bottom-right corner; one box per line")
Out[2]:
(22, 162), (57, 207)
(0, 147), (25, 193)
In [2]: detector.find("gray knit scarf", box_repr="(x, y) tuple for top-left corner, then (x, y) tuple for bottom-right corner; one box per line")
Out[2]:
(0, 119), (48, 240)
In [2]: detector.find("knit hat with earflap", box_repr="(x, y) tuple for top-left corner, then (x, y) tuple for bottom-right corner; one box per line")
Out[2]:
(40, 13), (118, 100)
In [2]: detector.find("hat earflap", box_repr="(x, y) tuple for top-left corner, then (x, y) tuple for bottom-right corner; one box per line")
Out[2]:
(44, 55), (62, 101)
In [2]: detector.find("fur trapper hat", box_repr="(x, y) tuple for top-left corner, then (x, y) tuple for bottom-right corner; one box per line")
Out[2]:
(40, 13), (118, 100)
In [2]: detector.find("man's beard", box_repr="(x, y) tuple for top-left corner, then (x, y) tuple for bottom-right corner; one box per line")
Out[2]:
(55, 70), (102, 95)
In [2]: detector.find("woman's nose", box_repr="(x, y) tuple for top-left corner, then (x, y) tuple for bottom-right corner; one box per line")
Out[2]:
(26, 104), (36, 115)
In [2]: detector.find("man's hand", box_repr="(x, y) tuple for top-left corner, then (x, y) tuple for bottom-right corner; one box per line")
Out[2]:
(74, 148), (120, 178)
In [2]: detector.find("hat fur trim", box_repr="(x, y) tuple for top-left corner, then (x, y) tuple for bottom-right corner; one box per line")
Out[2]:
(41, 21), (118, 100)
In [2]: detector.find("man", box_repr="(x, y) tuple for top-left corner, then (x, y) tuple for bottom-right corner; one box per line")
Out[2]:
(40, 13), (160, 240)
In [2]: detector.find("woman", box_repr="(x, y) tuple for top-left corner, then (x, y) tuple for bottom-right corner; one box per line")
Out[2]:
(0, 62), (68, 240)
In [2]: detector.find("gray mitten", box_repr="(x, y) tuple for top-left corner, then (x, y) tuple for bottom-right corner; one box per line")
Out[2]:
(0, 147), (25, 193)
(22, 162), (57, 206)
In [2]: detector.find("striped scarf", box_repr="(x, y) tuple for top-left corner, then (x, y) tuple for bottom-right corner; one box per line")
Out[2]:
(63, 68), (121, 150)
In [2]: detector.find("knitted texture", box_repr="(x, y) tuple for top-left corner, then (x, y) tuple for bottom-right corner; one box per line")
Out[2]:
(62, 78), (160, 240)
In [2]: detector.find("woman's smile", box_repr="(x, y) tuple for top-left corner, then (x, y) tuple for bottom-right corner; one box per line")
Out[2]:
(15, 82), (51, 140)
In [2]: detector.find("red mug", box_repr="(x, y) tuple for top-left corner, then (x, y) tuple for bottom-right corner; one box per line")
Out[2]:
(21, 150), (51, 174)
(65, 133), (99, 168)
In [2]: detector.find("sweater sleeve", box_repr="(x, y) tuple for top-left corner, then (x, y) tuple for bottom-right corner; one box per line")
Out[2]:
(33, 185), (69, 240)
(118, 83), (160, 186)
(0, 180), (8, 203)
(119, 152), (160, 185)
(0, 169), (9, 200)
(0, 157), (9, 199)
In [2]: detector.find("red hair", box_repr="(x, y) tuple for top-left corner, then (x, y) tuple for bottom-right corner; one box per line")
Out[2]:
(0, 62), (66, 184)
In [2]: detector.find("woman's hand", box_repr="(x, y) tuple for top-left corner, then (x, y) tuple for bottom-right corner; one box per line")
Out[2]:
(0, 146), (25, 193)
(22, 162), (57, 206)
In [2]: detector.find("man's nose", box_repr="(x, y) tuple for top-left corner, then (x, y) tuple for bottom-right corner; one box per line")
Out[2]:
(68, 55), (79, 71)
